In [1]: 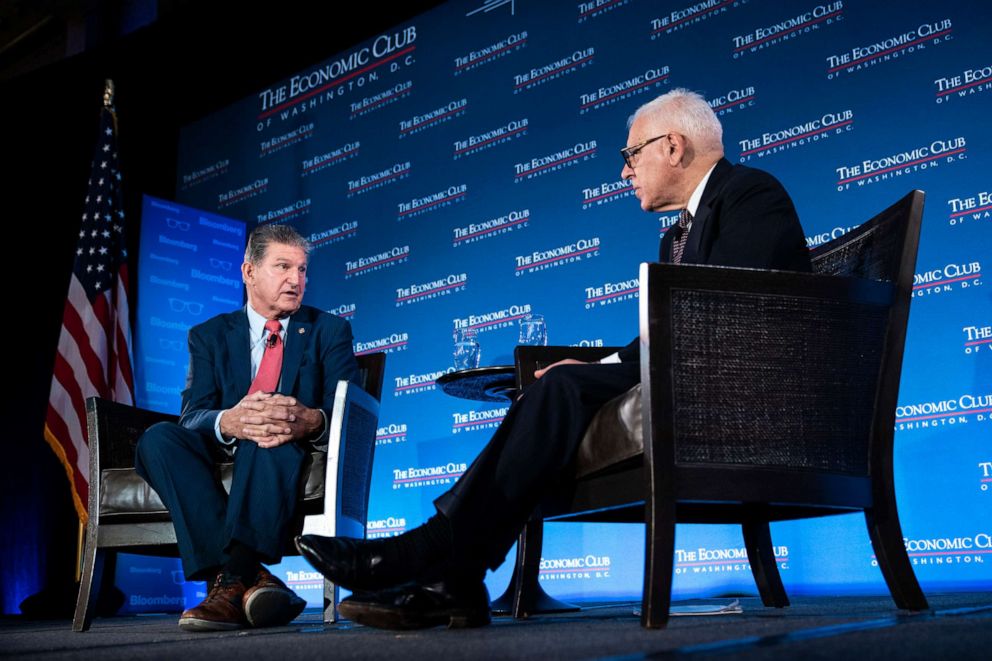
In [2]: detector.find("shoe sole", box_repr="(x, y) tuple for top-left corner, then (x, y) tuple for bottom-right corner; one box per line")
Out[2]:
(244, 588), (307, 628)
(338, 599), (490, 631)
(178, 616), (245, 632)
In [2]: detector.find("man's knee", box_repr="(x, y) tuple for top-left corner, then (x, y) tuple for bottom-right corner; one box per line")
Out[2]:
(135, 422), (202, 470)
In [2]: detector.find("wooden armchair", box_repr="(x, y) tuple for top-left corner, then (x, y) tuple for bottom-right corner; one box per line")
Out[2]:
(72, 353), (385, 631)
(510, 191), (928, 628)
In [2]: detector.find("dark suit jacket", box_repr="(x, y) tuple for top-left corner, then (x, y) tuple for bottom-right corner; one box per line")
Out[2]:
(179, 304), (360, 442)
(618, 158), (810, 362)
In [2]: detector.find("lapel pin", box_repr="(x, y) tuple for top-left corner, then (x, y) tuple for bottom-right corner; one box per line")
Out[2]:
(298, 328), (306, 334)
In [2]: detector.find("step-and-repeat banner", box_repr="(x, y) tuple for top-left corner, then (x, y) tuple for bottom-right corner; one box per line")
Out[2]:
(123, 0), (990, 610)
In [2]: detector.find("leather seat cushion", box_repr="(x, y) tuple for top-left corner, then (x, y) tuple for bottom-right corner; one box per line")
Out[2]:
(100, 451), (326, 515)
(575, 384), (643, 479)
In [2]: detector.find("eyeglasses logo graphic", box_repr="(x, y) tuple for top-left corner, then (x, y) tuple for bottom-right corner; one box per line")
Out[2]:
(165, 217), (191, 231)
(169, 298), (204, 315)
(158, 338), (183, 352)
(209, 257), (233, 271)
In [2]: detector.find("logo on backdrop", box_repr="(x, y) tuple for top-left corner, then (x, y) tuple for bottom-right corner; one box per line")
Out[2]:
(376, 422), (408, 446)
(581, 179), (633, 209)
(732, 2), (844, 58)
(659, 212), (680, 237)
(738, 110), (853, 161)
(708, 85), (757, 116)
(578, 0), (632, 23)
(399, 98), (468, 138)
(912, 260), (981, 299)
(585, 277), (638, 309)
(347, 161), (411, 197)
(350, 80), (414, 119)
(835, 137), (967, 191)
(256, 198), (312, 225)
(398, 184), (467, 220)
(453, 303), (533, 333)
(367, 516), (408, 538)
(895, 393), (991, 431)
(515, 237), (601, 276)
(393, 367), (454, 397)
(452, 406), (508, 434)
(301, 142), (360, 177)
(935, 64), (992, 104)
(454, 118), (529, 160)
(256, 26), (417, 120)
(539, 554), (612, 581)
(806, 224), (856, 248)
(650, 0), (749, 37)
(392, 462), (467, 489)
(453, 209), (531, 246)
(570, 339), (605, 347)
(514, 141), (597, 181)
(180, 159), (230, 190)
(453, 31), (528, 75)
(963, 324), (991, 355)
(579, 66), (670, 114)
(328, 303), (356, 319)
(344, 244), (410, 279)
(947, 189), (992, 227)
(217, 178), (269, 209)
(513, 47), (595, 94)
(355, 332), (409, 355)
(285, 569), (323, 591)
(826, 19), (953, 79)
(395, 273), (468, 306)
(872, 534), (991, 568)
(309, 220), (358, 249)
(980, 462), (991, 492)
(259, 123), (315, 157)
(674, 545), (789, 575)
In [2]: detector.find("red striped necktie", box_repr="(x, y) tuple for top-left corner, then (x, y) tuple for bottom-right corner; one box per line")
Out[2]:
(248, 319), (283, 394)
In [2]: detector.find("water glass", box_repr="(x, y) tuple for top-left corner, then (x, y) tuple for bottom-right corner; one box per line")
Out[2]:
(453, 328), (481, 370)
(518, 313), (548, 346)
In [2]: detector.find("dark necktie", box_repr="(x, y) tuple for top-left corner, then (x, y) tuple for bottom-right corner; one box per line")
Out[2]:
(248, 319), (283, 394)
(670, 209), (692, 264)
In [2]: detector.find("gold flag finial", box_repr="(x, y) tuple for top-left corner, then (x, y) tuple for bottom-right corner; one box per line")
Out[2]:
(103, 79), (115, 108)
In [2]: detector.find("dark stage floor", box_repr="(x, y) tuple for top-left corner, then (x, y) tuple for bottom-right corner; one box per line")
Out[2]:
(2, 593), (990, 660)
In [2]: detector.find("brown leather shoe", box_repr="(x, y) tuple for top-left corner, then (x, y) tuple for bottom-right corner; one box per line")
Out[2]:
(243, 567), (306, 628)
(178, 572), (248, 632)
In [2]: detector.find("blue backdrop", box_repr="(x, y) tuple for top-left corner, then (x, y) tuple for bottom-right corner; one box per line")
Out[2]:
(126, 0), (991, 608)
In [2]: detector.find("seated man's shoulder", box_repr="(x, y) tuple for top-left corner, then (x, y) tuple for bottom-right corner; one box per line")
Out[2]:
(190, 309), (242, 337)
(297, 304), (351, 331)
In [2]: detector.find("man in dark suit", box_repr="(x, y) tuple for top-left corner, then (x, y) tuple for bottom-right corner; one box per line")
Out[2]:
(297, 88), (810, 630)
(136, 224), (359, 631)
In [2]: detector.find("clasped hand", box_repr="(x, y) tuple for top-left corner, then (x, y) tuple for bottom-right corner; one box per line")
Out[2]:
(219, 392), (323, 448)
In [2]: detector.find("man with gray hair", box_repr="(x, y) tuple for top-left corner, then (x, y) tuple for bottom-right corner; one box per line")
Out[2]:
(298, 88), (809, 630)
(136, 223), (359, 631)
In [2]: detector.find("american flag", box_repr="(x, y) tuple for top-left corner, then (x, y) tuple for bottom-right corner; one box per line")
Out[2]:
(44, 85), (134, 523)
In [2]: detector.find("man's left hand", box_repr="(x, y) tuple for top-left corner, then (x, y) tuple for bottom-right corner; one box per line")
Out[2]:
(237, 394), (324, 448)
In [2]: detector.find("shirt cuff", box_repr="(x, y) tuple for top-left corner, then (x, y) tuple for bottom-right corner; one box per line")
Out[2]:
(599, 352), (621, 364)
(214, 410), (236, 445)
(312, 409), (330, 449)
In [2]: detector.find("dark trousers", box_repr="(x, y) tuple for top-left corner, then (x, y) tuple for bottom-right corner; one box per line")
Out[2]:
(434, 362), (640, 571)
(135, 422), (307, 580)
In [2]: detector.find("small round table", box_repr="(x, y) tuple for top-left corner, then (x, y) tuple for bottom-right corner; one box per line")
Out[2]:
(435, 365), (579, 616)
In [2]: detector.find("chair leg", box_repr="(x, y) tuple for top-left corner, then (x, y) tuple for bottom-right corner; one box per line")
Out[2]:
(642, 500), (676, 629)
(72, 526), (106, 632)
(323, 579), (338, 623)
(865, 508), (928, 611)
(742, 518), (789, 608)
(511, 520), (544, 618)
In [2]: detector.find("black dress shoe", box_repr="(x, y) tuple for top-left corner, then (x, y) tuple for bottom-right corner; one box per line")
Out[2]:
(295, 535), (402, 592)
(338, 579), (491, 630)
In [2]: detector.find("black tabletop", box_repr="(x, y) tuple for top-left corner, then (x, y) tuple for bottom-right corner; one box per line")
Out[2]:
(436, 365), (516, 402)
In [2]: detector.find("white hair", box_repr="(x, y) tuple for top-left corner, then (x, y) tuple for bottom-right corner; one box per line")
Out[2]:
(628, 88), (723, 153)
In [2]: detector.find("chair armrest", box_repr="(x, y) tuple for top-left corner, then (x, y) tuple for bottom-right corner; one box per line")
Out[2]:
(514, 345), (624, 389)
(306, 380), (381, 539)
(639, 262), (895, 475)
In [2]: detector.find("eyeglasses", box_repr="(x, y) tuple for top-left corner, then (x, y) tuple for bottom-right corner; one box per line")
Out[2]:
(620, 133), (674, 169)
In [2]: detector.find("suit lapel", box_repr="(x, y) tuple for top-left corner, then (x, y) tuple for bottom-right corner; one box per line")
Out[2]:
(281, 309), (311, 394)
(227, 310), (252, 398)
(682, 158), (731, 265)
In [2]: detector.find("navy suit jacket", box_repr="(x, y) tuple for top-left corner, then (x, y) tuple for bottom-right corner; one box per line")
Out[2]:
(618, 158), (811, 362)
(178, 303), (360, 442)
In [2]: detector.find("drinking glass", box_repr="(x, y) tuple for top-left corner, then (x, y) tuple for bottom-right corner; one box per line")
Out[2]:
(518, 313), (548, 346)
(453, 328), (481, 369)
